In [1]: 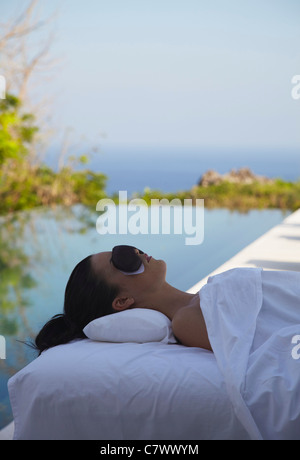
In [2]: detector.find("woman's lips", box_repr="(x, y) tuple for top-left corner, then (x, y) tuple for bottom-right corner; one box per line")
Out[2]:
(145, 254), (152, 263)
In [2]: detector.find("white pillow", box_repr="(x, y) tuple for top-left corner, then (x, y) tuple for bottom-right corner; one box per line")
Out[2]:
(83, 308), (177, 344)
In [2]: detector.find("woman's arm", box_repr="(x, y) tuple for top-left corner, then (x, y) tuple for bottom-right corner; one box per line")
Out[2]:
(172, 304), (212, 352)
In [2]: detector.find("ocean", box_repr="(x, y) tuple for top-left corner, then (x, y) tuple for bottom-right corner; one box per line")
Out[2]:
(78, 145), (300, 195)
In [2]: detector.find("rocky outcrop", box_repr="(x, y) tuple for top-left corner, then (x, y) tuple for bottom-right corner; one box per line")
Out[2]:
(198, 167), (274, 187)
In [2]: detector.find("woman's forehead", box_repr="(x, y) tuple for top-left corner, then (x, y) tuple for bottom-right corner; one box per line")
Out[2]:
(91, 251), (112, 274)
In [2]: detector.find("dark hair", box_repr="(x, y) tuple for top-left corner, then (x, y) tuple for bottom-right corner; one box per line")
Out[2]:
(34, 255), (120, 355)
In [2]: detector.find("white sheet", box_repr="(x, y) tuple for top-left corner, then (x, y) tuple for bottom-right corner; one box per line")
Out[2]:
(8, 339), (248, 440)
(200, 268), (300, 440)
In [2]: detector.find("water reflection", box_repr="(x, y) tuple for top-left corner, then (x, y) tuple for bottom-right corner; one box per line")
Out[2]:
(0, 205), (98, 427)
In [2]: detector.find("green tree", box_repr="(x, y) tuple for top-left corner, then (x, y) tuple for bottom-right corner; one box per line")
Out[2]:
(0, 93), (108, 214)
(0, 94), (38, 165)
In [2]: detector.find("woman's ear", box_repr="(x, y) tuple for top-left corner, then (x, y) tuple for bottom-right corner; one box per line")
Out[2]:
(112, 296), (135, 312)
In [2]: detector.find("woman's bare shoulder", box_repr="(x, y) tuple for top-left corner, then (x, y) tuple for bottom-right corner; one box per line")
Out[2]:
(172, 297), (212, 351)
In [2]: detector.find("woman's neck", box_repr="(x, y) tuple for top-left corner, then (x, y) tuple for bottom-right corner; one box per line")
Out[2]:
(141, 282), (197, 320)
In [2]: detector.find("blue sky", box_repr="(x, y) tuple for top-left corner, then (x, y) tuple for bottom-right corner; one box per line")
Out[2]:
(2, 0), (300, 155)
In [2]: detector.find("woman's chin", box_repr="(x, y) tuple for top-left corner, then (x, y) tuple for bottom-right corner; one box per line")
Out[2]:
(157, 259), (167, 276)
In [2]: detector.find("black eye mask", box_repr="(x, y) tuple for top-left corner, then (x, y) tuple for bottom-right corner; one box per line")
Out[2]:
(111, 245), (145, 275)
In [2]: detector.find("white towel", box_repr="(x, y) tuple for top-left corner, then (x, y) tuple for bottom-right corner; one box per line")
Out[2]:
(200, 267), (300, 440)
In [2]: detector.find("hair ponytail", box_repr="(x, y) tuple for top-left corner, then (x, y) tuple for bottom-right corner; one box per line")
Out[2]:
(34, 255), (120, 355)
(34, 314), (85, 355)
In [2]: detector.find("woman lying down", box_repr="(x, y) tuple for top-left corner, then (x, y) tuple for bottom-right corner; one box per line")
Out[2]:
(35, 245), (300, 440)
(35, 245), (212, 353)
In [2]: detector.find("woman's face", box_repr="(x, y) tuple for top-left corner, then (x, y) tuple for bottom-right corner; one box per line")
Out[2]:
(91, 248), (167, 310)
